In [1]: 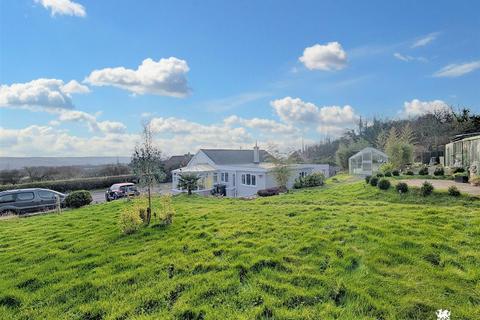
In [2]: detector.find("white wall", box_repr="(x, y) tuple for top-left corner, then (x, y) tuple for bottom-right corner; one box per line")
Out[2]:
(235, 170), (267, 197)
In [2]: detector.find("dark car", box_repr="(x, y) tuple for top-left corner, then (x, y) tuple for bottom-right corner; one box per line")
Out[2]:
(105, 183), (140, 202)
(0, 188), (66, 215)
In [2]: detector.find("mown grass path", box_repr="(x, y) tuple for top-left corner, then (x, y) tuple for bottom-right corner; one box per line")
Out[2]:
(0, 178), (479, 319)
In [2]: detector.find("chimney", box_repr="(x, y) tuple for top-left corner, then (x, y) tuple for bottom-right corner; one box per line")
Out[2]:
(253, 141), (260, 164)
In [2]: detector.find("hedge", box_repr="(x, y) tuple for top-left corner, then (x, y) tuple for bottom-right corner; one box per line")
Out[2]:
(65, 190), (93, 208)
(0, 175), (137, 193)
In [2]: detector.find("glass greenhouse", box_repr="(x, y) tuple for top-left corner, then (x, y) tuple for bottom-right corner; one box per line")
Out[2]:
(349, 147), (388, 175)
(445, 134), (480, 168)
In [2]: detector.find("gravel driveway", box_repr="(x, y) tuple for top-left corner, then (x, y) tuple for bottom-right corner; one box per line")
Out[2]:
(90, 182), (172, 204)
(397, 179), (480, 197)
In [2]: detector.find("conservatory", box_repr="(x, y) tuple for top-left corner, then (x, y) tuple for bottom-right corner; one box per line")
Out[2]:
(349, 147), (388, 175)
(445, 134), (480, 168)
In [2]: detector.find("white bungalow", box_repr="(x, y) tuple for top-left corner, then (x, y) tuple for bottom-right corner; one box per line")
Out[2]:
(171, 145), (333, 198)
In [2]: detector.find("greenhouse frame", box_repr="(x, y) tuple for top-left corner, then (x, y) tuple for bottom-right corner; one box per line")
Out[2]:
(349, 147), (388, 175)
(445, 134), (480, 168)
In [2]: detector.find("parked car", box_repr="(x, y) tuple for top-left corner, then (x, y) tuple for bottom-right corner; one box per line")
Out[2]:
(0, 188), (65, 215)
(105, 183), (140, 201)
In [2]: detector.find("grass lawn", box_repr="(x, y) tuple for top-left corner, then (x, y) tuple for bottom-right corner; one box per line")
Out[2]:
(0, 177), (479, 319)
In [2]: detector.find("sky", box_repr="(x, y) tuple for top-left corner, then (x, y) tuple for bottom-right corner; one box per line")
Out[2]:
(1, 0), (479, 157)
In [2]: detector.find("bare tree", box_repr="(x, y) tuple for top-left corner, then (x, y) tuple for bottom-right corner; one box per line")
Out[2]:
(130, 123), (165, 225)
(266, 143), (296, 191)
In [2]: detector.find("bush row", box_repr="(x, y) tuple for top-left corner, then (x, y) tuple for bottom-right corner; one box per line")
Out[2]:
(366, 176), (447, 197)
(293, 173), (325, 189)
(257, 187), (281, 197)
(0, 175), (137, 193)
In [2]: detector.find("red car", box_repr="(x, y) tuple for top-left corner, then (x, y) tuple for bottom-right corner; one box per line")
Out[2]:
(105, 183), (140, 201)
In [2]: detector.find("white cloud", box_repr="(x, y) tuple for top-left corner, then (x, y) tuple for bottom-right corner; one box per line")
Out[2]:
(61, 80), (90, 94)
(433, 61), (480, 78)
(393, 53), (410, 62)
(270, 97), (358, 125)
(411, 32), (439, 48)
(35, 0), (86, 17)
(299, 42), (347, 71)
(85, 57), (190, 97)
(0, 125), (137, 157)
(0, 78), (88, 110)
(402, 99), (451, 117)
(270, 97), (319, 123)
(393, 53), (428, 63)
(223, 115), (298, 134)
(52, 109), (126, 134)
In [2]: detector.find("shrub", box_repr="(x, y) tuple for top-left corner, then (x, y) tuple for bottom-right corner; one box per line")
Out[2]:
(293, 178), (303, 189)
(365, 175), (372, 184)
(119, 207), (143, 234)
(377, 178), (391, 190)
(160, 194), (175, 226)
(293, 173), (325, 189)
(448, 186), (461, 197)
(418, 167), (429, 175)
(257, 187), (280, 197)
(376, 172), (384, 178)
(0, 175), (136, 193)
(433, 167), (444, 176)
(65, 190), (92, 208)
(405, 171), (414, 176)
(369, 177), (379, 186)
(379, 162), (395, 173)
(303, 173), (325, 187)
(384, 171), (392, 177)
(396, 182), (409, 193)
(420, 181), (434, 196)
(470, 176), (480, 186)
(139, 208), (147, 223)
(453, 167), (465, 173)
(392, 170), (400, 176)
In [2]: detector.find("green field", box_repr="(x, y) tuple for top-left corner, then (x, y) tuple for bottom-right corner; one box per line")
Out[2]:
(0, 177), (479, 319)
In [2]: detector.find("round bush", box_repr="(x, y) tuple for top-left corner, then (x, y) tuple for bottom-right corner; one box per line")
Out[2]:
(392, 170), (400, 176)
(448, 186), (461, 197)
(453, 167), (465, 173)
(376, 172), (384, 178)
(420, 181), (434, 196)
(65, 190), (92, 208)
(369, 176), (379, 186)
(396, 182), (409, 193)
(365, 175), (372, 184)
(418, 167), (429, 175)
(405, 171), (414, 176)
(433, 167), (444, 176)
(384, 171), (392, 177)
(377, 178), (391, 190)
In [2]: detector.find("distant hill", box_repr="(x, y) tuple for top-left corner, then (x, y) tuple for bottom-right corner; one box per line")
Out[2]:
(0, 157), (131, 170)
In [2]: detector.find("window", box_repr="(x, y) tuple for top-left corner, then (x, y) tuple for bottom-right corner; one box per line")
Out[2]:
(241, 174), (256, 186)
(0, 194), (15, 203)
(213, 173), (218, 183)
(39, 191), (55, 199)
(220, 172), (229, 183)
(17, 192), (34, 201)
(299, 171), (308, 178)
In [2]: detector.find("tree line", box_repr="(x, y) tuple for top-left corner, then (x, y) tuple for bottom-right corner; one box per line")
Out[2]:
(301, 107), (480, 170)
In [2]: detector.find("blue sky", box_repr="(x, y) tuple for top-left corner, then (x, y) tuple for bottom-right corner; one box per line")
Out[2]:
(1, 0), (479, 156)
